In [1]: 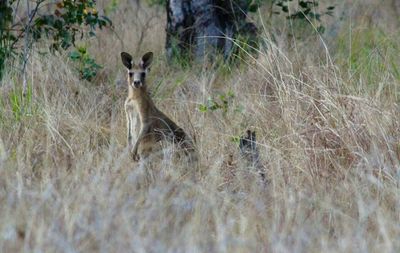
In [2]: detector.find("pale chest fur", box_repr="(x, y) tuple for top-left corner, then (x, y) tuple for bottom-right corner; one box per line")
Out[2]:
(125, 98), (140, 140)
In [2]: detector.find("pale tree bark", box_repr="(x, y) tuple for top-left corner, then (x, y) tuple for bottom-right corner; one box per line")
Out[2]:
(165, 0), (257, 62)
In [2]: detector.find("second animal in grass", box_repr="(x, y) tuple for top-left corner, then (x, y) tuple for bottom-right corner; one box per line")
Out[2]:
(121, 51), (195, 161)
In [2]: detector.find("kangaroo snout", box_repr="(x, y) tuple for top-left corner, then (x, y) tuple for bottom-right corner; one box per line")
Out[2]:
(133, 80), (141, 88)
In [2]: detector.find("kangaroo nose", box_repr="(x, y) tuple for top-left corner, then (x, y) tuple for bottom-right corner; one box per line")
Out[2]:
(133, 80), (141, 87)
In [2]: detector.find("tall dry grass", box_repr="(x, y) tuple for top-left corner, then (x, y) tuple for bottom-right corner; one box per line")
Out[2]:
(0, 0), (399, 252)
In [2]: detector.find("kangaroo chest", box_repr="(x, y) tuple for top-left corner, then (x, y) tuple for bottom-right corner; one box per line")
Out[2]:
(127, 92), (187, 145)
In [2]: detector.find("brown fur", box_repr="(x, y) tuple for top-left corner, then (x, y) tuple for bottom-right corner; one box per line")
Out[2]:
(121, 52), (195, 161)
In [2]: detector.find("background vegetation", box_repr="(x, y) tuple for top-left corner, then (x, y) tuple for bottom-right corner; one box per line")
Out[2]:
(0, 0), (399, 252)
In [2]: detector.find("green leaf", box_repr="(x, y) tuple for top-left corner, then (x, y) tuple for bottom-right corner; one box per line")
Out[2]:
(69, 50), (81, 60)
(326, 11), (334, 16)
(308, 12), (321, 21)
(230, 136), (241, 144)
(248, 3), (258, 13)
(299, 1), (308, 8)
(199, 104), (208, 112)
(101, 15), (113, 25)
(77, 46), (87, 54)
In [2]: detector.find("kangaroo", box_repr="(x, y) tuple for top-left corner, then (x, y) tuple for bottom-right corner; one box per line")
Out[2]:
(121, 51), (195, 161)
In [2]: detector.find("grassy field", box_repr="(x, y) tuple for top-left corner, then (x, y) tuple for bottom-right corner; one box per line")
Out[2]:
(0, 0), (399, 252)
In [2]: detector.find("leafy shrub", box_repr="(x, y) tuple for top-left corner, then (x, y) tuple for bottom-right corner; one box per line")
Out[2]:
(33, 0), (112, 50)
(199, 91), (236, 114)
(0, 0), (111, 80)
(271, 0), (335, 34)
(69, 46), (102, 81)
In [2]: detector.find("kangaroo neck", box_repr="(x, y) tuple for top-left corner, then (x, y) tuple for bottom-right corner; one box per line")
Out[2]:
(128, 85), (157, 122)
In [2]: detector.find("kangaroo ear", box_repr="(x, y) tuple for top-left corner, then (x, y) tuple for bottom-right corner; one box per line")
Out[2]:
(140, 52), (153, 69)
(121, 52), (133, 69)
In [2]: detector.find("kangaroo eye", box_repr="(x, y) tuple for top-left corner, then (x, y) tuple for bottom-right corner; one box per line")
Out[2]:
(140, 73), (146, 79)
(129, 72), (133, 77)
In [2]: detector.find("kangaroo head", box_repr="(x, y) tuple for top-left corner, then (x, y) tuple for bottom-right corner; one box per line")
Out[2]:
(121, 51), (153, 89)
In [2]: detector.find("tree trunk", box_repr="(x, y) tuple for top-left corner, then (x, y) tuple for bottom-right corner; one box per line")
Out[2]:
(166, 0), (257, 62)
